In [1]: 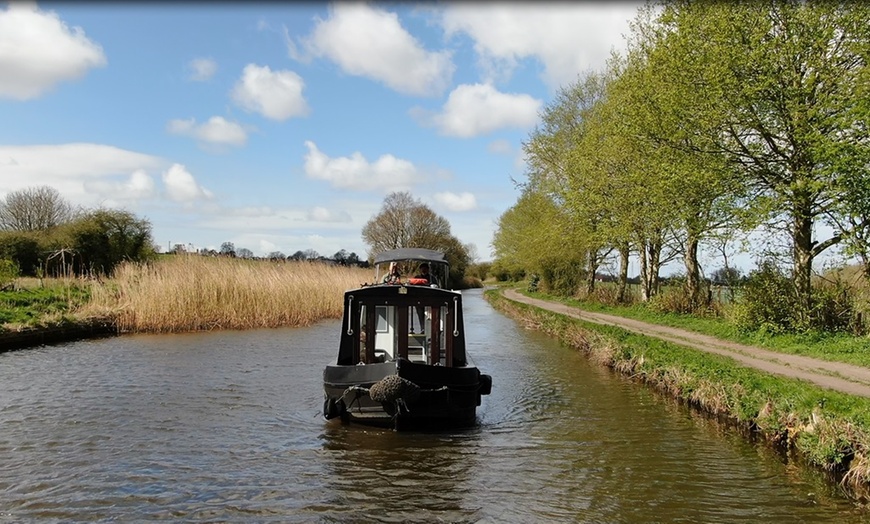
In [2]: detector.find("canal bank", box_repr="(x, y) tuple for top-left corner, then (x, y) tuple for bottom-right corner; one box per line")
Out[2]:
(488, 287), (870, 501)
(0, 317), (117, 353)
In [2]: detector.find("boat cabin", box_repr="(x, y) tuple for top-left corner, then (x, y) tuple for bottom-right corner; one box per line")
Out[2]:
(337, 285), (467, 367)
(336, 248), (467, 368)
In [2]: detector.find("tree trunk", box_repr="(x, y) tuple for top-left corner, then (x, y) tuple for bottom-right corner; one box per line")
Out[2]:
(792, 200), (815, 323)
(585, 249), (598, 296)
(639, 239), (650, 302)
(646, 239), (662, 299)
(684, 233), (705, 308)
(617, 244), (629, 303)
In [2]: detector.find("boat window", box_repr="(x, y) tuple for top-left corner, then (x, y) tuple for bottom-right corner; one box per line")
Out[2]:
(376, 306), (389, 333)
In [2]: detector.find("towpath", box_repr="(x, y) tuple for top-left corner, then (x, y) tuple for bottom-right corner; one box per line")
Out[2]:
(502, 288), (870, 398)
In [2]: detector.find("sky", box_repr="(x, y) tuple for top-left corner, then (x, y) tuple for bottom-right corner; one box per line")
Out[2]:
(0, 1), (642, 262)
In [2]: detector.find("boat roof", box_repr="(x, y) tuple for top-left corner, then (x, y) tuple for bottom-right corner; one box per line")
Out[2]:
(373, 248), (448, 267)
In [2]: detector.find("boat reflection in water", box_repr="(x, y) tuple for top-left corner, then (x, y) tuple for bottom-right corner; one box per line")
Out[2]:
(322, 248), (492, 430)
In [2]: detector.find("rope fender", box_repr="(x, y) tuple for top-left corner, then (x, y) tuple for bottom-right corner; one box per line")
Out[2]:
(369, 374), (421, 405)
(339, 375), (449, 416)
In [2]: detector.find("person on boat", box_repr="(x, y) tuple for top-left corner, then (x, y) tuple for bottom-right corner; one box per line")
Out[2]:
(414, 263), (439, 287)
(383, 262), (402, 284)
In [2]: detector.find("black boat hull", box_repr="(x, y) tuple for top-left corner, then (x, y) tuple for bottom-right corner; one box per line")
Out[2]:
(323, 358), (490, 430)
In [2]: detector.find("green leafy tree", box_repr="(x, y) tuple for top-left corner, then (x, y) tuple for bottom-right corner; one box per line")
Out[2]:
(648, 0), (870, 316)
(0, 231), (42, 276)
(56, 208), (156, 276)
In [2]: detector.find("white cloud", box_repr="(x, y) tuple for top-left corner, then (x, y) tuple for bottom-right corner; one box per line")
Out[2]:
(0, 2), (106, 100)
(434, 191), (477, 212)
(167, 116), (249, 147)
(83, 169), (156, 202)
(307, 206), (352, 223)
(161, 163), (213, 203)
(303, 141), (423, 192)
(440, 4), (638, 89)
(187, 57), (217, 81)
(413, 83), (541, 138)
(297, 3), (453, 97)
(231, 64), (310, 121)
(0, 143), (165, 205)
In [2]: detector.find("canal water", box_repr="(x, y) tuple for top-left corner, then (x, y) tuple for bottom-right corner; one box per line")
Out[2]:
(1, 289), (866, 522)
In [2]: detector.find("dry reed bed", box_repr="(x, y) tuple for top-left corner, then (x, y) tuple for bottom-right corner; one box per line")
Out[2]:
(84, 256), (372, 333)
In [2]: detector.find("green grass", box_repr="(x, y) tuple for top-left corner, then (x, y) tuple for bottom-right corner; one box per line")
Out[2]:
(0, 284), (91, 327)
(519, 286), (870, 368)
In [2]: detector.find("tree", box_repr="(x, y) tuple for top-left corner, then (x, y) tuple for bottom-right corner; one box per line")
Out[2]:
(362, 192), (452, 255)
(648, 0), (870, 315)
(267, 251), (286, 261)
(362, 191), (470, 287)
(333, 249), (349, 264)
(0, 185), (77, 231)
(0, 232), (41, 276)
(220, 242), (236, 257)
(58, 208), (155, 276)
(237, 247), (254, 259)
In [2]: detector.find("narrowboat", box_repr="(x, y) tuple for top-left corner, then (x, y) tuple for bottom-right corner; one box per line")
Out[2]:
(322, 248), (492, 430)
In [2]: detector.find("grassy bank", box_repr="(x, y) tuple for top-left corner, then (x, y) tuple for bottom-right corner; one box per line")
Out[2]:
(0, 278), (93, 331)
(486, 288), (870, 500)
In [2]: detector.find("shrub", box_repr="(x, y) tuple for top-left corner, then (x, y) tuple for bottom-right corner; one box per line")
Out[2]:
(732, 261), (858, 334)
(809, 277), (858, 334)
(538, 256), (583, 297)
(731, 261), (799, 334)
(0, 258), (19, 289)
(0, 232), (42, 276)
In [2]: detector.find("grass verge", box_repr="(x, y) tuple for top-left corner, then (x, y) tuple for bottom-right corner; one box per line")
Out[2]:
(521, 287), (870, 368)
(0, 279), (92, 331)
(486, 288), (870, 501)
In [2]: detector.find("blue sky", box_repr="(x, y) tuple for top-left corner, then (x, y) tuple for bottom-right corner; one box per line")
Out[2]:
(0, 1), (640, 262)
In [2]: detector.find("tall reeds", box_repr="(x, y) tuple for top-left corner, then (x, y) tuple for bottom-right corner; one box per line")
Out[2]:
(83, 256), (372, 333)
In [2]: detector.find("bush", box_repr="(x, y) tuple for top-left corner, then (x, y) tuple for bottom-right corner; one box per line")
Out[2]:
(731, 261), (800, 334)
(0, 258), (19, 289)
(732, 261), (858, 334)
(810, 278), (858, 334)
(528, 274), (539, 292)
(490, 259), (525, 282)
(0, 231), (42, 276)
(538, 257), (583, 297)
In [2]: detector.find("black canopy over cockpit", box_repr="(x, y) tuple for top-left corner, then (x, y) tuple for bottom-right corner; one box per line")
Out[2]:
(373, 248), (450, 289)
(373, 248), (448, 266)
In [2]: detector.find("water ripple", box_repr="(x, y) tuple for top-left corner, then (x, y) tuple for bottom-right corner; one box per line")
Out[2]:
(0, 290), (863, 522)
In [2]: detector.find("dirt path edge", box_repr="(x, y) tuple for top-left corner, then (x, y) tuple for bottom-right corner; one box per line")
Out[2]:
(502, 288), (870, 399)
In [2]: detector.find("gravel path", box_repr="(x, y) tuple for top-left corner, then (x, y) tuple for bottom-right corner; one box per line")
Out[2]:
(502, 288), (870, 398)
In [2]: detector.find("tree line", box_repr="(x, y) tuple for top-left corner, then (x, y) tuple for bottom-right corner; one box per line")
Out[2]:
(492, 0), (869, 333)
(0, 186), (477, 287)
(0, 185), (370, 280)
